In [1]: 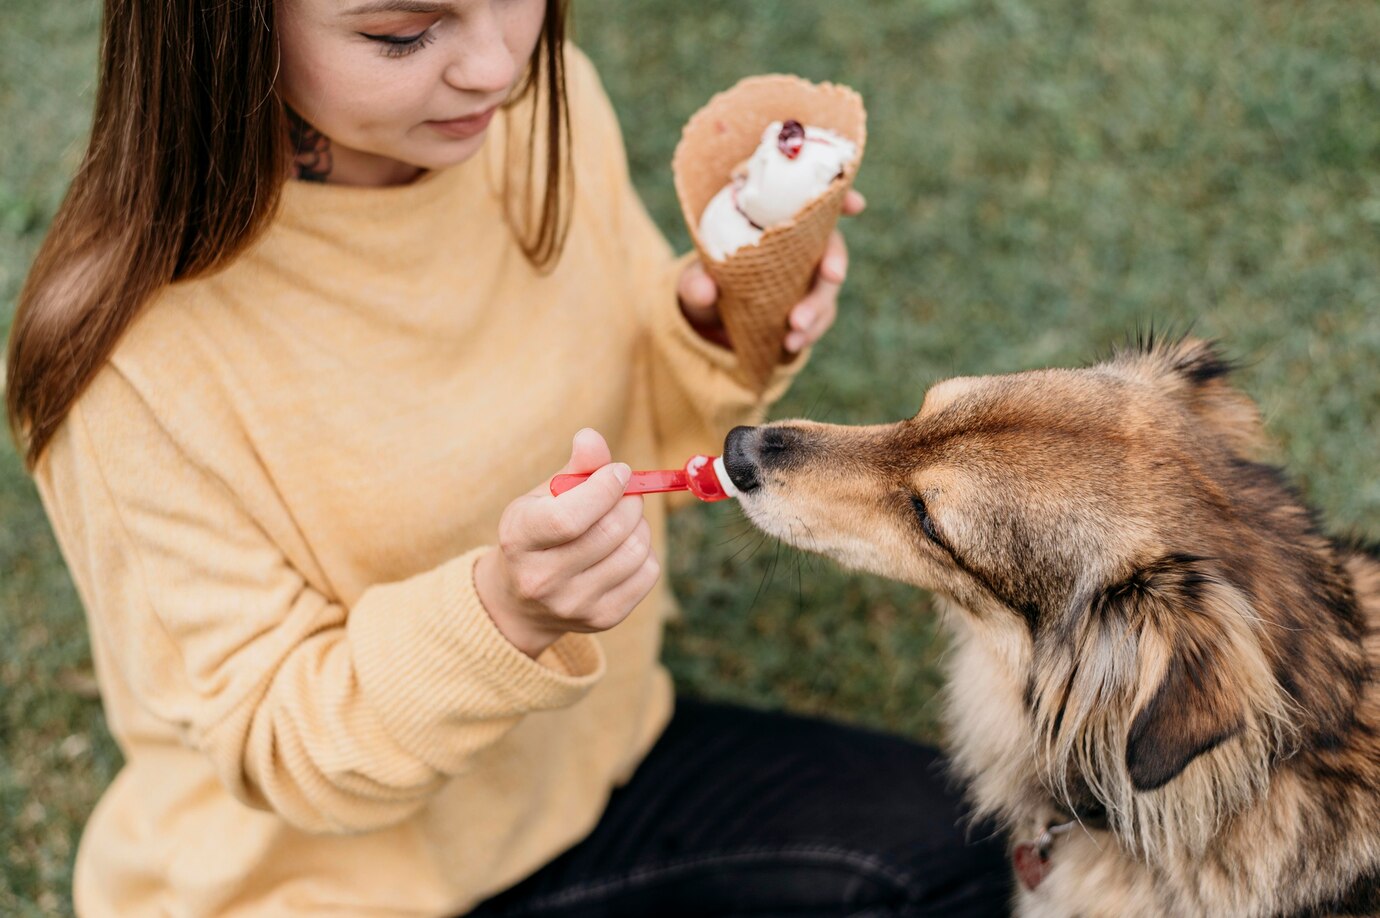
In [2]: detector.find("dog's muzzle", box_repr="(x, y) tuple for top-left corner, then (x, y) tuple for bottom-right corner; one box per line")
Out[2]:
(723, 425), (805, 494)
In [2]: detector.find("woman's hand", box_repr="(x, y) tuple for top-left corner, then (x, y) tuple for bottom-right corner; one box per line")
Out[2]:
(677, 188), (867, 355)
(474, 428), (660, 659)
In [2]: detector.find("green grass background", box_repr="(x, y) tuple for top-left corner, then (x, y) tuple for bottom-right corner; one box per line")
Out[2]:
(3, 0), (1378, 912)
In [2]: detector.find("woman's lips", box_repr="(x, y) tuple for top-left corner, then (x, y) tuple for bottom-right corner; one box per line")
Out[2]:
(427, 105), (498, 140)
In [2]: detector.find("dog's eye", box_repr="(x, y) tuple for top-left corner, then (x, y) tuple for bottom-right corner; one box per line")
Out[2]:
(911, 494), (942, 544)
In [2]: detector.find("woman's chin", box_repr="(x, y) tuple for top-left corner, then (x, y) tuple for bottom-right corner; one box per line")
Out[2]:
(323, 134), (490, 186)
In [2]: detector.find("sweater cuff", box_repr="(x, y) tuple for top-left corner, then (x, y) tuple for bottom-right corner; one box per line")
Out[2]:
(347, 548), (605, 774)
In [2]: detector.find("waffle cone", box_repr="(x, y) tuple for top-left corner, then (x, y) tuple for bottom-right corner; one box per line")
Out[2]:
(673, 75), (867, 388)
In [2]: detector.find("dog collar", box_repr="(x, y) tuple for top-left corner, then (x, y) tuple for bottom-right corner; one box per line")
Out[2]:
(1013, 818), (1075, 892)
(1014, 802), (1109, 892)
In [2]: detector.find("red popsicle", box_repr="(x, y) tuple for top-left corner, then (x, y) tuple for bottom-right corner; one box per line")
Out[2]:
(550, 454), (738, 502)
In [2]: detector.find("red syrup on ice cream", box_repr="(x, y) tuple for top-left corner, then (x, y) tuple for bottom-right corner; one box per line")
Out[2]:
(777, 120), (806, 159)
(776, 120), (842, 161)
(550, 455), (738, 502)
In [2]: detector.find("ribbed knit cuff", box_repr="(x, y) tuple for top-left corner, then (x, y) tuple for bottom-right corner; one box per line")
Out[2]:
(347, 548), (605, 775)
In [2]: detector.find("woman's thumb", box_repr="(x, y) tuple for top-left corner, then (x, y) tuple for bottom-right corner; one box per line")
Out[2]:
(562, 427), (613, 474)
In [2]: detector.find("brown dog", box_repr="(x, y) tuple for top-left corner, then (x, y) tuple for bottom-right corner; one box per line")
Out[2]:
(722, 337), (1380, 917)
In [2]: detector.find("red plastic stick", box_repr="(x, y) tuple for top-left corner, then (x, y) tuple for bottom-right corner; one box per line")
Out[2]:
(550, 455), (735, 502)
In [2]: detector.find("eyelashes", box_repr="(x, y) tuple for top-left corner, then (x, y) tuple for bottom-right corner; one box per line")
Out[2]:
(360, 27), (437, 58)
(911, 494), (944, 546)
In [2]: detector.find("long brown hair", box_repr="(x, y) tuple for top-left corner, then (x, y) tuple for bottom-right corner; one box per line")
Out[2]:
(6, 0), (571, 470)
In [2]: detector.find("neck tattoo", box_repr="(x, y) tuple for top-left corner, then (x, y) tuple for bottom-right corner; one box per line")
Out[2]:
(286, 106), (333, 183)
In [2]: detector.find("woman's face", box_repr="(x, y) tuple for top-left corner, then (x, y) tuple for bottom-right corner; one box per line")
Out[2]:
(276, 0), (546, 186)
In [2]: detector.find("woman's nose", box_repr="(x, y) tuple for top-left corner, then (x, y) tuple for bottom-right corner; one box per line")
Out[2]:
(443, 8), (519, 96)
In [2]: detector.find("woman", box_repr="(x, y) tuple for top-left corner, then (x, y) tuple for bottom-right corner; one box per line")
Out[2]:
(6, 0), (1011, 914)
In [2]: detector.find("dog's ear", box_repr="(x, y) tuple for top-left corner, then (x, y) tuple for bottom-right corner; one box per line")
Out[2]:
(1111, 335), (1266, 459)
(1101, 556), (1249, 791)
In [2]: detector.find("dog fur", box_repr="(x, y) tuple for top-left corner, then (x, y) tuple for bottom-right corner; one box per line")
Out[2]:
(722, 337), (1380, 917)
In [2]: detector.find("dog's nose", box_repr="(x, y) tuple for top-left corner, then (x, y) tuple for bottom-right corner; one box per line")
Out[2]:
(722, 426), (762, 493)
(723, 425), (803, 492)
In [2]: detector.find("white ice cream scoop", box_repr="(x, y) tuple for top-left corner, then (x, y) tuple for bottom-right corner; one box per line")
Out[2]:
(697, 119), (857, 260)
(699, 179), (763, 261)
(737, 120), (857, 228)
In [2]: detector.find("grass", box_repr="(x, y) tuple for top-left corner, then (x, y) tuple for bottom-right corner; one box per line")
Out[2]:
(3, 0), (1379, 912)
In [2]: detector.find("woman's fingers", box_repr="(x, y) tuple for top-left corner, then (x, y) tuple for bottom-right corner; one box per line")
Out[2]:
(558, 494), (647, 573)
(789, 295), (839, 352)
(676, 260), (720, 324)
(520, 462), (630, 549)
(785, 231), (847, 353)
(599, 553), (662, 629)
(567, 542), (661, 632)
(818, 229), (848, 285)
(677, 259), (734, 347)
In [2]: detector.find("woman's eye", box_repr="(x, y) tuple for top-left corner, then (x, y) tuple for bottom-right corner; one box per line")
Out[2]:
(361, 28), (437, 58)
(911, 494), (942, 544)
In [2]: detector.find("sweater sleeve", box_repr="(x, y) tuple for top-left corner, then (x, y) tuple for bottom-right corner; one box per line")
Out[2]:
(567, 50), (809, 468)
(37, 367), (605, 835)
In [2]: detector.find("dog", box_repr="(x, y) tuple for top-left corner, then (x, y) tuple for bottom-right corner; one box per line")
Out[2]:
(721, 336), (1380, 917)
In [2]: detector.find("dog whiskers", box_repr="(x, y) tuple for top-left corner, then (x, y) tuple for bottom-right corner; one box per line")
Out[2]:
(727, 529), (770, 565)
(714, 523), (759, 549)
(803, 382), (834, 422)
(792, 516), (823, 571)
(791, 525), (805, 617)
(747, 536), (786, 613)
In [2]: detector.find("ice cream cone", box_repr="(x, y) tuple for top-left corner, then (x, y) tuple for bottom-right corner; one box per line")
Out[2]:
(673, 75), (867, 389)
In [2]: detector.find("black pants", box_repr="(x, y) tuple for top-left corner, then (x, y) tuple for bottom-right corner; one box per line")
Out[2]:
(466, 698), (1013, 917)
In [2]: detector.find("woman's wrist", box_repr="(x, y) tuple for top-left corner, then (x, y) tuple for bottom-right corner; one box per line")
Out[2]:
(473, 549), (563, 659)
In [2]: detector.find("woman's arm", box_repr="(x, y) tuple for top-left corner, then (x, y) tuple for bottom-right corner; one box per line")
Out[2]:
(565, 49), (808, 468)
(36, 367), (605, 834)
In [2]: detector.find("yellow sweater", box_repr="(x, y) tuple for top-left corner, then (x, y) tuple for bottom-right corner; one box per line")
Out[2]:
(33, 49), (800, 917)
